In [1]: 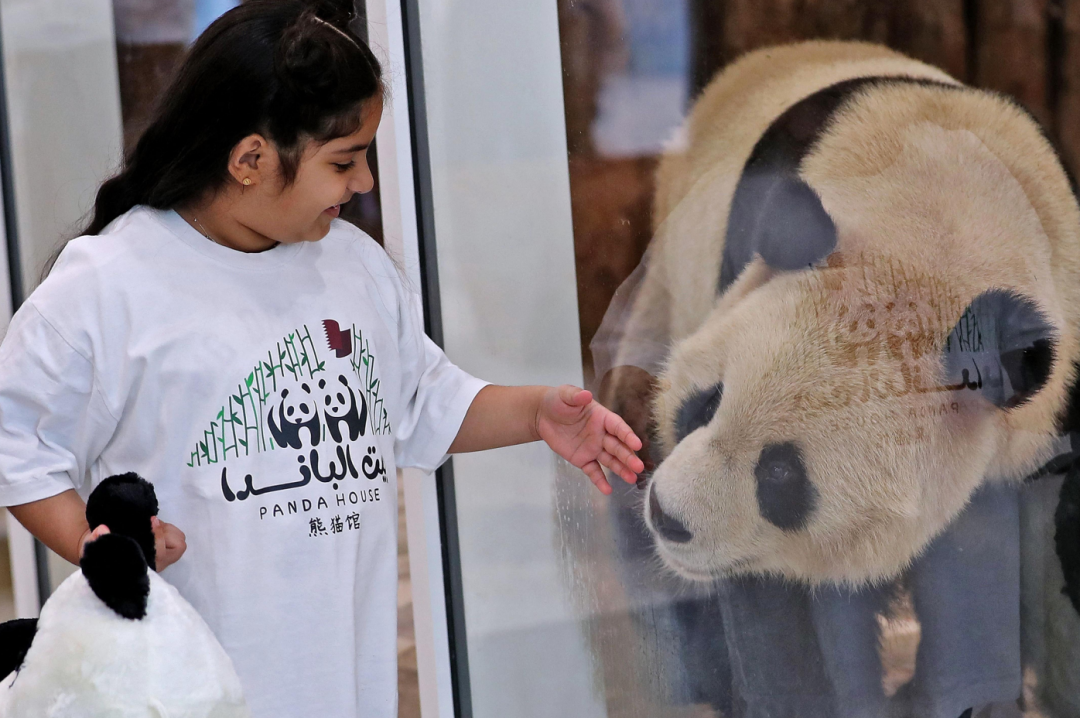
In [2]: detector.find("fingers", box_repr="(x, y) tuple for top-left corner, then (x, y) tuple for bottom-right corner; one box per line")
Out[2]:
(598, 449), (639, 484)
(153, 519), (167, 570)
(78, 524), (111, 559)
(163, 523), (187, 552)
(603, 434), (645, 476)
(603, 409), (643, 452)
(581, 460), (613, 495)
(152, 518), (188, 572)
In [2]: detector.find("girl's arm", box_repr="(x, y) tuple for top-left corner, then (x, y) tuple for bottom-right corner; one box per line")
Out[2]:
(8, 489), (187, 571)
(7, 490), (91, 565)
(449, 384), (645, 494)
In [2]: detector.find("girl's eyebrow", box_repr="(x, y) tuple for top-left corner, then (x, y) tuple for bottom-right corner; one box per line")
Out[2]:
(331, 143), (369, 154)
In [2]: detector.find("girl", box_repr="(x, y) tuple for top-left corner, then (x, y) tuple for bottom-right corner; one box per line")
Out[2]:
(0, 2), (643, 716)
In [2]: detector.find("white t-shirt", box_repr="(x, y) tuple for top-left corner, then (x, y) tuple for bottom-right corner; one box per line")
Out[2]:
(0, 206), (487, 718)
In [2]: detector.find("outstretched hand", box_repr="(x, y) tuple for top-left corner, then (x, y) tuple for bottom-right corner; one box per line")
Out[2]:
(536, 385), (645, 494)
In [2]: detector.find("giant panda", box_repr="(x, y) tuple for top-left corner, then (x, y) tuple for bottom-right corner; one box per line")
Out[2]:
(577, 40), (1080, 716)
(0, 474), (249, 717)
(610, 41), (1080, 586)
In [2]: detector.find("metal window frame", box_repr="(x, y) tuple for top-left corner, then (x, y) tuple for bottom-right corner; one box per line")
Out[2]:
(366, 1), (469, 715)
(397, 3), (473, 716)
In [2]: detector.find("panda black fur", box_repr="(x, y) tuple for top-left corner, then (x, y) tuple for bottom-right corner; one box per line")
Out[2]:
(0, 474), (249, 717)
(627, 41), (1080, 586)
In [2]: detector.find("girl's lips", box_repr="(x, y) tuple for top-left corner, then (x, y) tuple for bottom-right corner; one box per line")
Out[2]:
(325, 204), (341, 218)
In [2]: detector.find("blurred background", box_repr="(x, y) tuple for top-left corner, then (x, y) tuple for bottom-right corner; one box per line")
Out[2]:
(558, 0), (1080, 383)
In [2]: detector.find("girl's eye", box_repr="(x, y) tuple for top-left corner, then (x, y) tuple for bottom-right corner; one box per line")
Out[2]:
(333, 161), (356, 172)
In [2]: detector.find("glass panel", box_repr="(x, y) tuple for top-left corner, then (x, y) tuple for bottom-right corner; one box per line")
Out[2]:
(558, 2), (1080, 718)
(418, 0), (1080, 716)
(410, 1), (606, 717)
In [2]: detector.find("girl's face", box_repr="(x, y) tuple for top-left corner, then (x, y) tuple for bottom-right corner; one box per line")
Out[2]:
(236, 95), (383, 247)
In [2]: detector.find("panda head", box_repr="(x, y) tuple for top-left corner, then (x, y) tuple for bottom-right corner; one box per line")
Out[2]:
(320, 374), (356, 418)
(83, 471), (159, 601)
(280, 382), (319, 423)
(0, 474), (249, 715)
(645, 186), (1062, 586)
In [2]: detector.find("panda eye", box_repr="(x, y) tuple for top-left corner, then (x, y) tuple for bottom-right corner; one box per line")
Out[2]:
(754, 442), (817, 531)
(675, 383), (723, 444)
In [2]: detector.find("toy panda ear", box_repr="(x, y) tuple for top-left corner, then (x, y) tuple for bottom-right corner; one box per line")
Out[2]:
(80, 534), (150, 620)
(0, 618), (38, 681)
(943, 289), (1056, 410)
(719, 174), (837, 292)
(86, 473), (158, 571)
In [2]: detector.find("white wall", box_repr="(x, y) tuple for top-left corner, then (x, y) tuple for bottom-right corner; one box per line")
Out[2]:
(0, 0), (123, 293)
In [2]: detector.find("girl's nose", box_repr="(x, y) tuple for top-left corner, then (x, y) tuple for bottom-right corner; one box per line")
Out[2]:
(351, 168), (375, 194)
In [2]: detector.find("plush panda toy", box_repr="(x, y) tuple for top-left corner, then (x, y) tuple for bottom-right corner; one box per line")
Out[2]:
(0, 474), (249, 717)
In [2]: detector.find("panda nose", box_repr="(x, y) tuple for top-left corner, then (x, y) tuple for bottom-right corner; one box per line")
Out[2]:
(649, 490), (693, 543)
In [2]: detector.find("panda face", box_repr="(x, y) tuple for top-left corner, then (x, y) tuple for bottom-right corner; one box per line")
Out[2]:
(646, 265), (1012, 585)
(280, 382), (317, 423)
(321, 374), (361, 420)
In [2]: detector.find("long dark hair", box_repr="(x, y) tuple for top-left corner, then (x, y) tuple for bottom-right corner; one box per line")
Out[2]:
(82, 0), (382, 237)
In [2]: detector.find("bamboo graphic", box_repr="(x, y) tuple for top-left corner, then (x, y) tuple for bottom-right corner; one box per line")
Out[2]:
(349, 325), (389, 436)
(188, 324), (338, 465)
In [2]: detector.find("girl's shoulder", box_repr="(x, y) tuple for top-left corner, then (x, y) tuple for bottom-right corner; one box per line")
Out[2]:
(49, 206), (169, 278)
(12, 207), (169, 351)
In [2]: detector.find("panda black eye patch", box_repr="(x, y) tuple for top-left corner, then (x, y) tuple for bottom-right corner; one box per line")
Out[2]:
(754, 442), (817, 531)
(675, 383), (723, 444)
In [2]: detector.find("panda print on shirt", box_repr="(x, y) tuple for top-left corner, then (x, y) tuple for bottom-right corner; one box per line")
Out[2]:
(186, 319), (392, 537)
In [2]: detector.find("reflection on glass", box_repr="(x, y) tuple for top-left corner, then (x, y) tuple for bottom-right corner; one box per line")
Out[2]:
(558, 3), (1080, 717)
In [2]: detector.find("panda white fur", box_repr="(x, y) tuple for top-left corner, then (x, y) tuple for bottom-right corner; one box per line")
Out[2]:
(626, 41), (1080, 586)
(0, 475), (249, 717)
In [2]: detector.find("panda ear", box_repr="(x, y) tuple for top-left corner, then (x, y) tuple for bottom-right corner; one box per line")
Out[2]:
(753, 177), (838, 272)
(80, 534), (150, 620)
(86, 473), (159, 571)
(719, 174), (838, 293)
(943, 289), (1056, 410)
(0, 618), (37, 680)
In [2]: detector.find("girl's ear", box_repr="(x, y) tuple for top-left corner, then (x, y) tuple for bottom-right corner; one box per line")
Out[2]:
(228, 133), (273, 186)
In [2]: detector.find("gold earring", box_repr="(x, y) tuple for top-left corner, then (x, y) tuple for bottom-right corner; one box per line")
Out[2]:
(242, 178), (252, 186)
